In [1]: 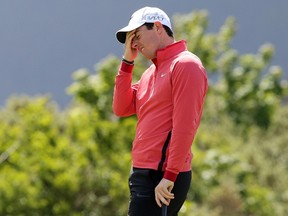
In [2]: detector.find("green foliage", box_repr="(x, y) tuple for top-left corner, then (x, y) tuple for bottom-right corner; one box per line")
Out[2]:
(173, 10), (288, 130)
(1, 9), (288, 216)
(218, 46), (287, 129)
(67, 56), (121, 119)
(174, 10), (235, 72)
(0, 97), (131, 216)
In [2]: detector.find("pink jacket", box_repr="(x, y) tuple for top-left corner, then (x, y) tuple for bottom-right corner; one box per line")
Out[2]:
(113, 40), (208, 182)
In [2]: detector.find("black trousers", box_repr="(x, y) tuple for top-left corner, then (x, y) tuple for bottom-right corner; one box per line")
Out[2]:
(128, 168), (192, 216)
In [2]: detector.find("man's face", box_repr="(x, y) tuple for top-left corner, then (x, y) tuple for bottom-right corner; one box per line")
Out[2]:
(131, 24), (160, 60)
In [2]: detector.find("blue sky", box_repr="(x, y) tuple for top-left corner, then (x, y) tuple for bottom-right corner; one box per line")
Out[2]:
(1, 0), (287, 107)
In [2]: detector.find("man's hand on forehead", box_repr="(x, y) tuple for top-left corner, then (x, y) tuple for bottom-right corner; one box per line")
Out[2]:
(128, 29), (137, 36)
(123, 29), (138, 62)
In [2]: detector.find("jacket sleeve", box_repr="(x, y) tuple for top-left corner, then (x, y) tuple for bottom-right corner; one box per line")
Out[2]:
(164, 56), (208, 182)
(112, 61), (138, 117)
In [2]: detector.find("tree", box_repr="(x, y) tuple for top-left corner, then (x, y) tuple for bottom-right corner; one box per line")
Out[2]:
(1, 9), (288, 216)
(173, 10), (288, 129)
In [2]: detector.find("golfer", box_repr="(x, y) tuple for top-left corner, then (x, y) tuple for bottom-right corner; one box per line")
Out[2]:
(113, 6), (208, 216)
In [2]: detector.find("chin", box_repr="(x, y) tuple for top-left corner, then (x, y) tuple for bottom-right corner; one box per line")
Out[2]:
(143, 54), (155, 60)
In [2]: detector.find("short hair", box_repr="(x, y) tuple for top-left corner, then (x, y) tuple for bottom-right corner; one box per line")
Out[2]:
(143, 23), (174, 38)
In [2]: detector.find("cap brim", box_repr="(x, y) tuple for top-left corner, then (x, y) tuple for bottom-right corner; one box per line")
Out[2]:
(116, 23), (144, 44)
(116, 31), (127, 44)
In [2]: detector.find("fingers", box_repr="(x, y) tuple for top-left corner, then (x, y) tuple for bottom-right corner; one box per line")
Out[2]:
(123, 30), (138, 61)
(126, 30), (136, 43)
(155, 189), (174, 207)
(155, 178), (175, 207)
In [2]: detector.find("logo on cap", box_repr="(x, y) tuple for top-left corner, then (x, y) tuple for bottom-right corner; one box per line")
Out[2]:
(143, 14), (165, 22)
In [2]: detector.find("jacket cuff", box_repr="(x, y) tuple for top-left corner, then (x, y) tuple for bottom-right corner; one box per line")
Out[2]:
(120, 61), (134, 73)
(163, 170), (178, 182)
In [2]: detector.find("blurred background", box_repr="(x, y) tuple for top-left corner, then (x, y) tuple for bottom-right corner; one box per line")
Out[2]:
(1, 0), (287, 107)
(1, 1), (288, 216)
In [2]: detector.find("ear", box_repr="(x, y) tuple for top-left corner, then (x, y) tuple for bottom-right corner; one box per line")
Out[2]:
(154, 21), (163, 32)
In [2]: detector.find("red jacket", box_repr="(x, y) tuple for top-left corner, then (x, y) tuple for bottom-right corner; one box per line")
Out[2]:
(113, 40), (208, 182)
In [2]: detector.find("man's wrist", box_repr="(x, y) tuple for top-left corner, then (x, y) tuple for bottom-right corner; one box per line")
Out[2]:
(120, 61), (134, 73)
(164, 170), (178, 182)
(122, 56), (134, 65)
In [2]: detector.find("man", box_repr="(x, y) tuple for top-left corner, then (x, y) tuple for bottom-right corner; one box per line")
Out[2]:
(113, 6), (208, 216)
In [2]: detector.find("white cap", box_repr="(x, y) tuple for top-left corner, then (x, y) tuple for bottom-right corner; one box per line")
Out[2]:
(116, 6), (172, 43)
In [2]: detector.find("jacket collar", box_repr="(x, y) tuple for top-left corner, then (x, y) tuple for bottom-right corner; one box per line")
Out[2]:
(152, 40), (187, 67)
